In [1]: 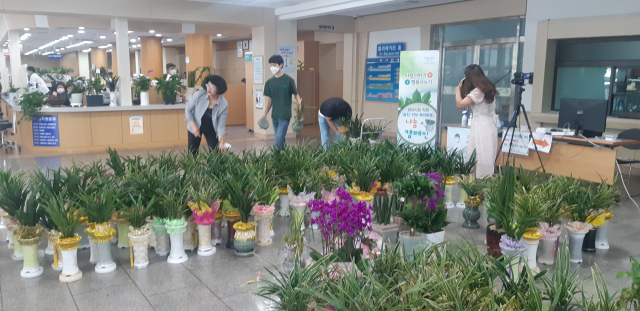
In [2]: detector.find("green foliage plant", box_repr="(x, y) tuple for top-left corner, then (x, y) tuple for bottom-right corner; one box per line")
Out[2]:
(17, 91), (47, 124)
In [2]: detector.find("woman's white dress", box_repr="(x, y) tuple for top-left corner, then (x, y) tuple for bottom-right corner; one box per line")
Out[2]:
(466, 88), (498, 179)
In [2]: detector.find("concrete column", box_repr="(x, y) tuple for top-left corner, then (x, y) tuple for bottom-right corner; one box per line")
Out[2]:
(140, 36), (163, 104)
(115, 18), (132, 106)
(185, 34), (213, 73)
(8, 30), (27, 90)
(111, 43), (118, 77)
(134, 50), (141, 75)
(0, 55), (9, 93)
(91, 48), (108, 74)
(78, 51), (91, 78)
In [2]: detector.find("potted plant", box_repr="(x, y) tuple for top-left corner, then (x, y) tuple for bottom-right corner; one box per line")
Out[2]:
(595, 211), (614, 250)
(155, 74), (185, 105)
(79, 184), (120, 273)
(485, 161), (516, 257)
(371, 189), (400, 244)
(13, 194), (46, 278)
(303, 167), (337, 230)
(0, 169), (29, 260)
(69, 81), (86, 106)
(583, 181), (617, 253)
(8, 82), (20, 102)
(563, 181), (601, 262)
(292, 99), (310, 134)
(251, 180), (279, 247)
(42, 193), (84, 282)
(86, 77), (104, 106)
(453, 150), (476, 208)
(220, 171), (262, 257)
(458, 178), (486, 229)
(163, 191), (189, 263)
(150, 197), (171, 256)
(513, 189), (547, 272)
(105, 76), (119, 107)
(340, 113), (364, 141)
(133, 74), (152, 106)
(186, 67), (210, 101)
(187, 184), (219, 256)
(536, 177), (571, 265)
(40, 213), (59, 256)
(121, 195), (155, 269)
(16, 91), (47, 124)
(280, 212), (306, 274)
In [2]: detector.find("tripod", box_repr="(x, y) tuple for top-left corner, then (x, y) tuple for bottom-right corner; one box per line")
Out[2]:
(495, 83), (545, 173)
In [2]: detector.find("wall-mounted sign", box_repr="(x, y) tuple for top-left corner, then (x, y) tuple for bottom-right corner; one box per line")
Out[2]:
(377, 42), (405, 57)
(447, 126), (470, 153)
(365, 57), (400, 102)
(48, 54), (62, 59)
(253, 56), (263, 84)
(129, 115), (143, 135)
(242, 40), (249, 49)
(185, 56), (190, 64)
(32, 115), (60, 147)
(319, 25), (335, 30)
(245, 52), (253, 63)
(254, 86), (263, 109)
(277, 44), (296, 73)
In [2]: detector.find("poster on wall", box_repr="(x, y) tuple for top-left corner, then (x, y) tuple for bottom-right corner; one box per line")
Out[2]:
(129, 115), (143, 135)
(277, 44), (296, 73)
(253, 56), (263, 84)
(446, 126), (470, 153)
(255, 86), (263, 109)
(397, 50), (440, 146)
(32, 115), (60, 147)
(501, 130), (530, 156)
(365, 57), (400, 102)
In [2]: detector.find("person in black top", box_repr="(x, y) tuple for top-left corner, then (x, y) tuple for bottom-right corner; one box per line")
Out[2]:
(319, 97), (352, 150)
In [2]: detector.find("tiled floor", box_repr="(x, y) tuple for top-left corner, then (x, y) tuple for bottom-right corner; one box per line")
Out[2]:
(0, 125), (639, 310)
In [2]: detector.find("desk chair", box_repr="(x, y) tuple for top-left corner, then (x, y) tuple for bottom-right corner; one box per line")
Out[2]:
(0, 120), (19, 153)
(617, 128), (640, 185)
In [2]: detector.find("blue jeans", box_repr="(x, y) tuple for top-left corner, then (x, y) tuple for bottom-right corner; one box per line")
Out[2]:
(319, 114), (341, 150)
(272, 118), (290, 149)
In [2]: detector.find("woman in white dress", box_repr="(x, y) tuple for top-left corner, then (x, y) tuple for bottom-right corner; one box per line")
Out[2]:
(455, 65), (499, 178)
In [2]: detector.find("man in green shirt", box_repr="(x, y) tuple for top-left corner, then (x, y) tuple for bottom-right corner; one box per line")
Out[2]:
(262, 54), (301, 148)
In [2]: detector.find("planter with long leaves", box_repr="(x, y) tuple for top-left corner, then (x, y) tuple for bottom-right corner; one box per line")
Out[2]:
(161, 191), (189, 264)
(80, 185), (120, 273)
(86, 77), (104, 106)
(111, 212), (130, 249)
(105, 76), (119, 107)
(220, 172), (262, 257)
(485, 162), (516, 257)
(595, 211), (613, 249)
(186, 67), (210, 101)
(189, 198), (219, 256)
(133, 75), (152, 106)
(537, 223), (562, 265)
(122, 195), (155, 269)
(459, 179), (485, 229)
(155, 74), (185, 105)
(42, 193), (83, 282)
(0, 169), (30, 259)
(13, 194), (46, 278)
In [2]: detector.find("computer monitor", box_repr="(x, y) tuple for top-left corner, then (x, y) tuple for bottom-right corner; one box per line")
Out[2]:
(557, 98), (608, 138)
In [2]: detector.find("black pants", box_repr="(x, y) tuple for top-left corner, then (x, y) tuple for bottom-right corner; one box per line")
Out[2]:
(188, 124), (218, 155)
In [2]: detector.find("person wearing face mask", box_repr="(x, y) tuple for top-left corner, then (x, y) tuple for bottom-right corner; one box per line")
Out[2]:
(27, 66), (50, 95)
(262, 55), (301, 149)
(184, 75), (229, 155)
(49, 82), (71, 106)
(166, 63), (185, 103)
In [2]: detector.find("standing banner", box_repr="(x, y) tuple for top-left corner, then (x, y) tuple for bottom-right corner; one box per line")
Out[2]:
(397, 51), (440, 146)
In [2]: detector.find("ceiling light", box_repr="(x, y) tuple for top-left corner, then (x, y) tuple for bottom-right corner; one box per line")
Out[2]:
(24, 48), (38, 55)
(24, 28), (30, 31)
(100, 36), (106, 39)
(82, 49), (91, 52)
(79, 27), (84, 29)
(155, 34), (161, 37)
(60, 47), (65, 50)
(149, 30), (155, 33)
(217, 34), (222, 37)
(167, 38), (173, 42)
(130, 39), (136, 42)
(67, 35), (73, 37)
(78, 30), (85, 33)
(128, 31), (133, 33)
(98, 46), (107, 49)
(55, 49), (60, 51)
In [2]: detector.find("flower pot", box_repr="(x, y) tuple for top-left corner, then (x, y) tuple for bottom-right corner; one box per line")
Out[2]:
(255, 212), (273, 247)
(486, 225), (505, 258)
(233, 222), (256, 257)
(595, 214), (612, 250)
(111, 221), (118, 244)
(115, 222), (131, 249)
(146, 218), (156, 249)
(424, 230), (445, 249)
(16, 235), (44, 278)
(521, 229), (542, 271)
(90, 222), (117, 273)
(128, 230), (152, 269)
(581, 227), (597, 253)
(568, 230), (587, 263)
(11, 231), (23, 261)
(456, 188), (467, 208)
(211, 219), (223, 246)
(291, 202), (307, 231)
(399, 231), (427, 258)
(152, 224), (170, 256)
(224, 210), (241, 249)
(109, 91), (117, 106)
(86, 94), (104, 106)
(162, 93), (177, 105)
(292, 120), (304, 133)
(538, 238), (559, 266)
(278, 192), (290, 217)
(166, 222), (188, 264)
(444, 177), (455, 209)
(371, 223), (399, 245)
(462, 197), (481, 229)
(45, 230), (60, 255)
(0, 211), (6, 230)
(139, 91), (150, 106)
(500, 243), (524, 280)
(76, 223), (90, 249)
(183, 218), (196, 251)
(349, 137), (359, 143)
(70, 93), (83, 106)
(57, 234), (82, 282)
(197, 224), (216, 256)
(9, 92), (17, 103)
(185, 87), (196, 102)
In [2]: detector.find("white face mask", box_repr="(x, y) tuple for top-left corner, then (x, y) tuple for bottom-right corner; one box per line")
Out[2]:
(170, 69), (177, 75)
(57, 88), (65, 93)
(270, 66), (280, 75)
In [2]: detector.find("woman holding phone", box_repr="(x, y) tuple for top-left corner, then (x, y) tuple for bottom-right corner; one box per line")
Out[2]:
(455, 64), (498, 178)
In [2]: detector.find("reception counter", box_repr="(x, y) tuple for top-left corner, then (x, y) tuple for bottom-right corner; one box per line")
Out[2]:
(2, 98), (189, 154)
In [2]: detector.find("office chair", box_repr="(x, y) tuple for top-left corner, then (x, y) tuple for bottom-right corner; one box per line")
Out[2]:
(0, 120), (20, 153)
(617, 128), (640, 185)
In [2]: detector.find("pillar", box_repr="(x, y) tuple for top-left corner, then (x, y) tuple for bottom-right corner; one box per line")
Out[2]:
(185, 34), (213, 74)
(8, 30), (27, 90)
(115, 18), (132, 106)
(111, 43), (118, 77)
(140, 36), (163, 104)
(0, 55), (8, 93)
(91, 48), (108, 75)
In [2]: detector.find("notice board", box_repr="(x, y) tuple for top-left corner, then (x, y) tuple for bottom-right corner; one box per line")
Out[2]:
(32, 115), (60, 147)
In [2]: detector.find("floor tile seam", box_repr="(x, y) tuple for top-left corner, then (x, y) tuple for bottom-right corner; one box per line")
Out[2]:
(67, 283), (80, 311)
(181, 261), (233, 310)
(118, 261), (158, 310)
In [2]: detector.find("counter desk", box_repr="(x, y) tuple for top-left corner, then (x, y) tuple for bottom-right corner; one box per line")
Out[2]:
(2, 98), (189, 154)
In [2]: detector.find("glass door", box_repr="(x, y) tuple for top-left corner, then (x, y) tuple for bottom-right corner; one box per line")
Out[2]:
(478, 43), (514, 126)
(440, 45), (475, 125)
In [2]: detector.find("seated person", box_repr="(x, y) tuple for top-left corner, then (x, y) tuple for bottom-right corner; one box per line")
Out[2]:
(48, 82), (71, 106)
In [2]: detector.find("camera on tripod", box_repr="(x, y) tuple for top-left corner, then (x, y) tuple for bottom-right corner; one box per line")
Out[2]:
(511, 72), (533, 86)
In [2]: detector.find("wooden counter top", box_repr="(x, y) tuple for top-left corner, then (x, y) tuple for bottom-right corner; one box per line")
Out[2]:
(3, 97), (186, 113)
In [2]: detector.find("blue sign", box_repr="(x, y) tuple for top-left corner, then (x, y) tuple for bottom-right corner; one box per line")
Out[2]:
(365, 57), (400, 102)
(376, 42), (405, 57)
(48, 54), (62, 59)
(32, 115), (60, 147)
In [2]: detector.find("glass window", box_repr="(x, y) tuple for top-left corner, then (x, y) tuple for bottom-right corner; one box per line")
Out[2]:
(611, 67), (640, 117)
(553, 67), (610, 110)
(558, 39), (640, 62)
(443, 19), (520, 42)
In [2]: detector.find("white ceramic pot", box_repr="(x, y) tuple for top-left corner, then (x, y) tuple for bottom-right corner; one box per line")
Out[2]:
(95, 241), (116, 273)
(116, 223), (130, 249)
(12, 238), (23, 261)
(424, 230), (445, 248)
(77, 225), (90, 249)
(9, 92), (17, 103)
(183, 220), (196, 251)
(147, 218), (156, 249)
(46, 230), (61, 255)
(538, 238), (558, 266)
(17, 237), (44, 278)
(349, 138), (359, 143)
(499, 245), (523, 280)
(457, 188), (467, 208)
(88, 237), (97, 264)
(197, 224), (215, 256)
(278, 194), (290, 217)
(167, 223), (188, 264)
(399, 231), (427, 257)
(255, 213), (273, 247)
(128, 231), (152, 269)
(595, 219), (610, 250)
(445, 183), (455, 209)
(369, 139), (380, 144)
(568, 230), (587, 263)
(521, 238), (540, 271)
(109, 91), (117, 106)
(0, 212), (5, 230)
(291, 202), (307, 231)
(70, 93), (83, 106)
(140, 91), (150, 106)
(211, 220), (223, 246)
(60, 248), (82, 282)
(185, 87), (196, 102)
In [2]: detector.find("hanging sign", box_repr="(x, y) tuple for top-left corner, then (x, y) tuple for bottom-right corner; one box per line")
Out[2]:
(377, 42), (405, 57)
(277, 44), (296, 73)
(48, 54), (62, 59)
(32, 115), (60, 147)
(397, 50), (440, 146)
(365, 57), (400, 102)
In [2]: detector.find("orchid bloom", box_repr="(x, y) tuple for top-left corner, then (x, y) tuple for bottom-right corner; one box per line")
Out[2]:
(287, 185), (316, 204)
(566, 221), (592, 233)
(253, 204), (275, 214)
(321, 188), (337, 202)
